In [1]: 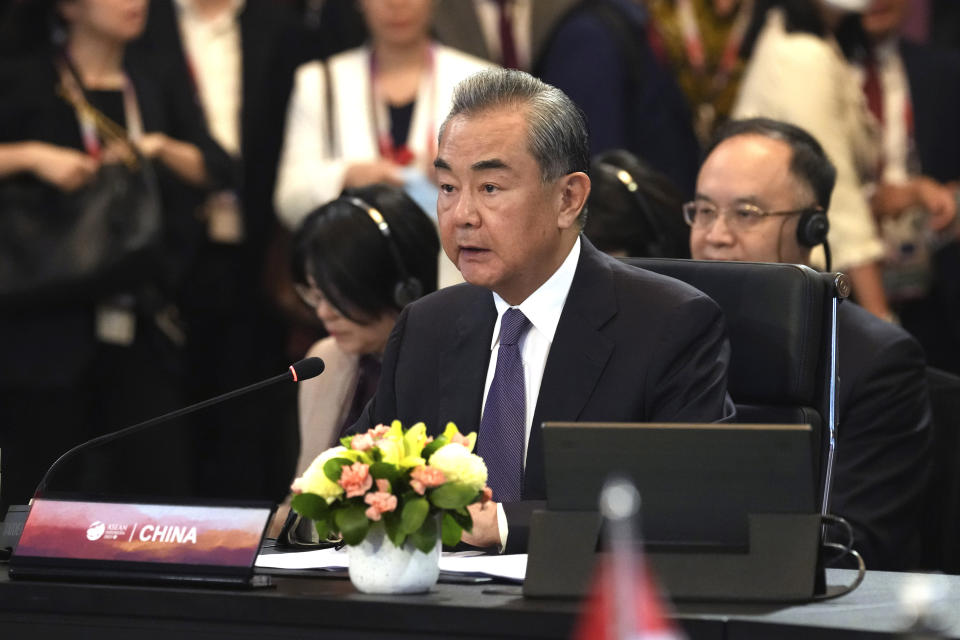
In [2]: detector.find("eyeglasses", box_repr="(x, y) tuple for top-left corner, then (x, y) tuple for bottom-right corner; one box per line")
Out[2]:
(682, 201), (820, 231)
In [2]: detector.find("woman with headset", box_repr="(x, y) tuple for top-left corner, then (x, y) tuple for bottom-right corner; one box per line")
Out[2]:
(289, 184), (440, 477)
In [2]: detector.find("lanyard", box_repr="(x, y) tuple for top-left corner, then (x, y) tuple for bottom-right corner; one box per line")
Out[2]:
(57, 56), (143, 162)
(368, 45), (437, 168)
(675, 0), (752, 92)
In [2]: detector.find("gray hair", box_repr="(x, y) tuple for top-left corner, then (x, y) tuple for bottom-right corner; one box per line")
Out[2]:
(438, 68), (590, 185)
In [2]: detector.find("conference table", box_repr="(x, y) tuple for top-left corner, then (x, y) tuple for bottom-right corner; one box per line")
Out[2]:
(1, 564), (958, 639)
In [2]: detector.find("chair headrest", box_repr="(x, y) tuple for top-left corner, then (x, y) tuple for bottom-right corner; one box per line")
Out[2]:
(623, 258), (836, 405)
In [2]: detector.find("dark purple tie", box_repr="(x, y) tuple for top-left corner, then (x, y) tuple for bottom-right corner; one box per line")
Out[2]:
(477, 307), (530, 503)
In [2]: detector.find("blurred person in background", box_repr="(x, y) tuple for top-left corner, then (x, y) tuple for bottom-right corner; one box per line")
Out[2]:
(734, 0), (893, 320)
(645, 0), (756, 146)
(274, 0), (491, 289)
(431, 0), (577, 72)
(131, 0), (309, 500)
(0, 0), (231, 512)
(854, 0), (960, 373)
(584, 148), (690, 258)
(536, 0), (701, 197)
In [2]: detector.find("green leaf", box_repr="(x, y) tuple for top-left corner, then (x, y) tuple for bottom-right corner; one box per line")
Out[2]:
(441, 512), (462, 547)
(382, 512), (406, 548)
(340, 436), (353, 448)
(370, 448), (383, 463)
(291, 493), (329, 521)
(429, 482), (477, 509)
(323, 457), (353, 482)
(335, 505), (370, 546)
(370, 461), (399, 485)
(421, 436), (449, 462)
(313, 517), (331, 541)
(449, 508), (473, 533)
(410, 515), (438, 554)
(401, 497), (429, 534)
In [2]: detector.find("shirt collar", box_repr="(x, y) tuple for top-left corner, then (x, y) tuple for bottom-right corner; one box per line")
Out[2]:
(489, 236), (581, 349)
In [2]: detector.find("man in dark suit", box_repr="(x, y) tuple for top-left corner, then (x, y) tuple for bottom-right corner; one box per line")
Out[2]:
(688, 117), (934, 570)
(354, 69), (734, 552)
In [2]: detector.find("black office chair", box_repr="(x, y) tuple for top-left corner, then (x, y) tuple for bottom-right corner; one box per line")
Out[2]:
(919, 366), (960, 574)
(623, 258), (850, 514)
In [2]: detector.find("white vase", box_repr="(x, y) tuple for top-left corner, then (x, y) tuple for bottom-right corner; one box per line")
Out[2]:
(346, 520), (441, 594)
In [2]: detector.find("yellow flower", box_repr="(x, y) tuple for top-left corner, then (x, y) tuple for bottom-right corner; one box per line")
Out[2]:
(442, 422), (477, 452)
(293, 446), (346, 503)
(429, 443), (488, 492)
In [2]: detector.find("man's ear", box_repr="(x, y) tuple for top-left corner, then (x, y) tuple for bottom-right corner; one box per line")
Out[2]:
(556, 171), (590, 230)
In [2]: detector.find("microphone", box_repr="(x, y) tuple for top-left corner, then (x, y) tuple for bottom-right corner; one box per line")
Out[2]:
(32, 357), (325, 498)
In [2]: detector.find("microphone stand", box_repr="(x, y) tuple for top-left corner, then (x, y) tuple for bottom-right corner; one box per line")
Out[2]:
(32, 359), (324, 499)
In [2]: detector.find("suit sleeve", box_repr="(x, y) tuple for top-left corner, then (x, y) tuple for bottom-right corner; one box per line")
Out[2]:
(829, 334), (933, 570)
(647, 293), (735, 423)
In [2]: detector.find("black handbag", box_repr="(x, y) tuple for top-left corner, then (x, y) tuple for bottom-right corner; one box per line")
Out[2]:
(0, 159), (163, 307)
(0, 60), (163, 308)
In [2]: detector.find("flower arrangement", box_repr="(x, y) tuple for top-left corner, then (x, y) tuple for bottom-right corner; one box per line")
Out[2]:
(291, 421), (492, 552)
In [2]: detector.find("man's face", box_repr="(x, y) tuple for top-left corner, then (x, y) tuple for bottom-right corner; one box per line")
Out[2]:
(689, 134), (812, 265)
(862, 0), (907, 41)
(435, 107), (583, 304)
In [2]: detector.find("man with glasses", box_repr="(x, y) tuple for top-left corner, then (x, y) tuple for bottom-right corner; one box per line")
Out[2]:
(688, 117), (933, 571)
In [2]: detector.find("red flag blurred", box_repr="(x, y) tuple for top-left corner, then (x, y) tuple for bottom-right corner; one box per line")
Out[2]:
(572, 556), (684, 640)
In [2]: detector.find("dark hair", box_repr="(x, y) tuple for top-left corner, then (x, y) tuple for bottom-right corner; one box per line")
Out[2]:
(585, 150), (690, 258)
(291, 184), (440, 323)
(705, 117), (838, 211)
(742, 0), (869, 60)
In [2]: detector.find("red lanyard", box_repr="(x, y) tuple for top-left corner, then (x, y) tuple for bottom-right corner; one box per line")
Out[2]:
(676, 0), (752, 91)
(369, 45), (437, 167)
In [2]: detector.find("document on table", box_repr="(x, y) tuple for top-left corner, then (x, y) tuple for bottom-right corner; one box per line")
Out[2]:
(256, 549), (527, 583)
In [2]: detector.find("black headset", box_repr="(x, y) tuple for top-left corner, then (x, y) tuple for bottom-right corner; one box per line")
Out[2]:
(796, 207), (830, 248)
(795, 207), (832, 271)
(343, 196), (424, 308)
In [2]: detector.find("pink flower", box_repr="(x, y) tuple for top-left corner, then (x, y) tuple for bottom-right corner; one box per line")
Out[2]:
(350, 433), (374, 451)
(451, 433), (472, 448)
(480, 487), (493, 503)
(370, 424), (391, 438)
(376, 478), (390, 493)
(364, 491), (397, 522)
(338, 462), (373, 498)
(409, 465), (446, 496)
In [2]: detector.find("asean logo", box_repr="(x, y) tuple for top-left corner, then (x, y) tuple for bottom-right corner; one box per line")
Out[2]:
(86, 521), (106, 541)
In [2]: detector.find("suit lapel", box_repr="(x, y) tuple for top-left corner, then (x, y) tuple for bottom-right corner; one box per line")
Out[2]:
(437, 288), (497, 436)
(525, 239), (617, 497)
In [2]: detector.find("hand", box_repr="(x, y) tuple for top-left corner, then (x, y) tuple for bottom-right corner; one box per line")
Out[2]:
(28, 142), (98, 191)
(136, 132), (170, 159)
(460, 500), (501, 549)
(343, 160), (404, 189)
(915, 177), (957, 232)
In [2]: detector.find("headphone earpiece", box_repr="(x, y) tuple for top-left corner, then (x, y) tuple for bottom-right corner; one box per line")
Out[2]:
(393, 278), (424, 308)
(796, 208), (829, 248)
(343, 196), (424, 308)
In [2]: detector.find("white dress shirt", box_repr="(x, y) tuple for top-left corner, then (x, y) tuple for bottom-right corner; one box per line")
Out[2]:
(174, 0), (244, 157)
(481, 237), (581, 548)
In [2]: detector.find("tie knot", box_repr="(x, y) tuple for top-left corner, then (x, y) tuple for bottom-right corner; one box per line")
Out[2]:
(499, 308), (530, 347)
